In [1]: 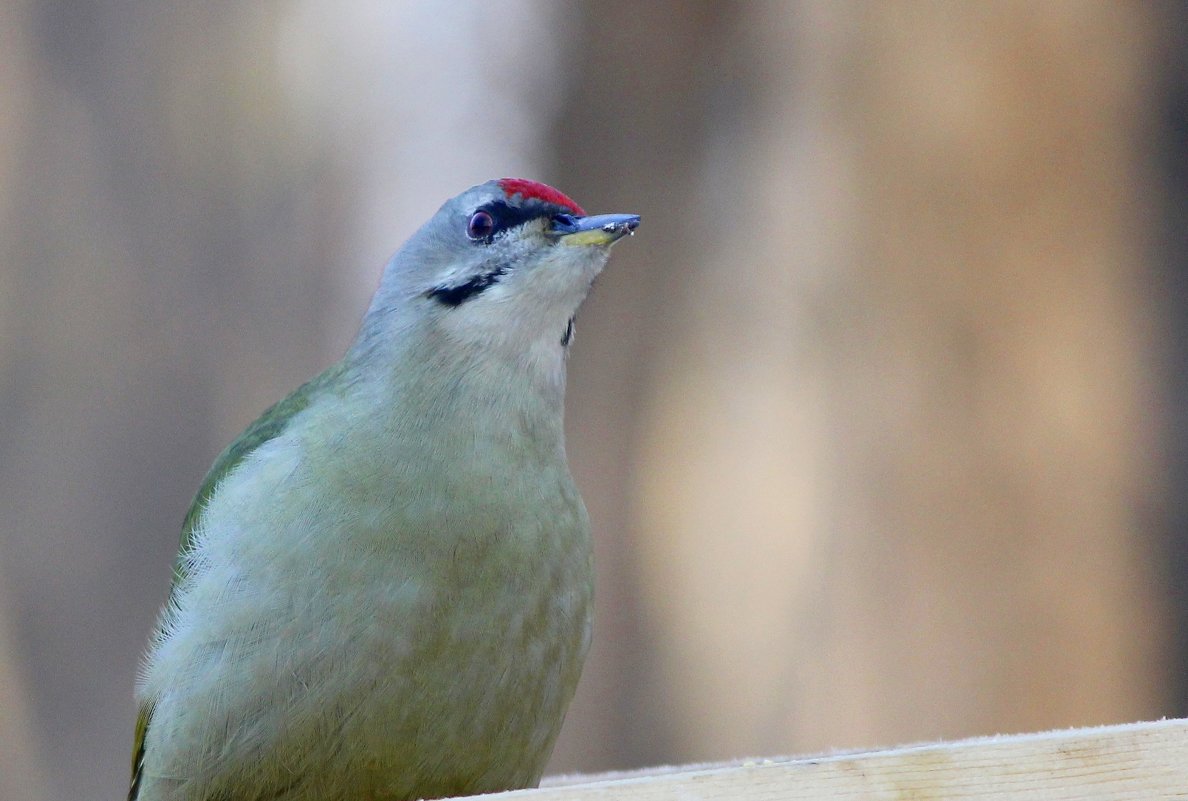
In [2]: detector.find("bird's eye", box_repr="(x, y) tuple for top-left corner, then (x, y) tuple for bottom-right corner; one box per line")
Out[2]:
(467, 211), (496, 241)
(551, 213), (578, 232)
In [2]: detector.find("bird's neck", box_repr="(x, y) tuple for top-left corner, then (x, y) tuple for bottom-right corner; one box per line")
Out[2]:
(346, 326), (570, 458)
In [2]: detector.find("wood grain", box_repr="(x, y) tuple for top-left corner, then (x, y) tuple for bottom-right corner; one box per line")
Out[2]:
(488, 719), (1188, 799)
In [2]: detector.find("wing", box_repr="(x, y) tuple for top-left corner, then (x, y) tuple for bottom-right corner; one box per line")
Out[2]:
(128, 702), (152, 801)
(129, 363), (347, 799)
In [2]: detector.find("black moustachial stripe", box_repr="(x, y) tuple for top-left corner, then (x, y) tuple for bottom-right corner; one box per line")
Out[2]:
(427, 265), (508, 306)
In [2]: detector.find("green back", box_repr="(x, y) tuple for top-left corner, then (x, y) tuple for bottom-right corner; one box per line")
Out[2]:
(129, 364), (345, 799)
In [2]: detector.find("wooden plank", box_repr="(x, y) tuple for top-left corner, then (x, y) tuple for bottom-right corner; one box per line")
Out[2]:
(475, 719), (1188, 800)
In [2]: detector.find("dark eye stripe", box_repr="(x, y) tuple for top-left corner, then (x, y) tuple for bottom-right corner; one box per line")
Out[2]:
(468, 199), (548, 243)
(427, 266), (508, 306)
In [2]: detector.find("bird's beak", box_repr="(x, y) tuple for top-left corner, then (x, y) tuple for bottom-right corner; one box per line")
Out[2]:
(550, 213), (641, 247)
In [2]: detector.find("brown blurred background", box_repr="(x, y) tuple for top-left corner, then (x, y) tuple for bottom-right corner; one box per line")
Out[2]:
(3, 2), (1188, 799)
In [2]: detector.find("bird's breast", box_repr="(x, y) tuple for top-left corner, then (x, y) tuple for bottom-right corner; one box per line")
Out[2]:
(140, 408), (593, 798)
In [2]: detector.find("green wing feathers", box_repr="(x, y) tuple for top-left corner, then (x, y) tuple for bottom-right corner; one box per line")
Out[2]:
(129, 364), (345, 798)
(173, 366), (342, 586)
(128, 703), (152, 801)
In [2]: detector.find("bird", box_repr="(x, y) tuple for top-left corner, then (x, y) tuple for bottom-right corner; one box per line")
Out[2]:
(129, 178), (640, 801)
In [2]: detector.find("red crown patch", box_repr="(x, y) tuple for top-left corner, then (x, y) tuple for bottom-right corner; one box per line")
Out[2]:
(498, 178), (585, 216)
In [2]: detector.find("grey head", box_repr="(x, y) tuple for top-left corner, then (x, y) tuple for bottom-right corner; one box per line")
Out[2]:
(354, 178), (639, 367)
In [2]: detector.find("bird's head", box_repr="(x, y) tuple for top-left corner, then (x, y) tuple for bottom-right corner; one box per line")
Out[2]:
(356, 178), (639, 377)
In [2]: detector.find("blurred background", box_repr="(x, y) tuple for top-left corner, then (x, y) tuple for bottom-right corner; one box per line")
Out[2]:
(3, 1), (1188, 799)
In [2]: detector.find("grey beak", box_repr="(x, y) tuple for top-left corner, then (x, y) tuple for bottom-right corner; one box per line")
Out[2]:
(550, 213), (641, 246)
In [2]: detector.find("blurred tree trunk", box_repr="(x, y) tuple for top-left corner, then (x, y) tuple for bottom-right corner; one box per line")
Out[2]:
(549, 0), (743, 773)
(0, 587), (45, 801)
(778, 0), (1167, 749)
(0, 6), (347, 798)
(0, 2), (48, 799)
(1154, 1), (1188, 719)
(562, 0), (1167, 766)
